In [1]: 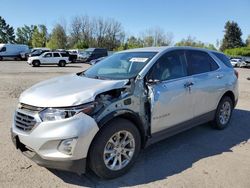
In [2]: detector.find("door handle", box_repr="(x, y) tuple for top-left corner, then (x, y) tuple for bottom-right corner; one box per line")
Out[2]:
(216, 74), (224, 79)
(184, 82), (194, 88)
(184, 82), (194, 93)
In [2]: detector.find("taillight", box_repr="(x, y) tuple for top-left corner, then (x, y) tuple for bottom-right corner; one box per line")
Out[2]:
(234, 69), (239, 79)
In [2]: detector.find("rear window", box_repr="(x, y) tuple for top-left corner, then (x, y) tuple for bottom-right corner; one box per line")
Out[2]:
(186, 50), (219, 75)
(212, 52), (233, 68)
(60, 53), (68, 57)
(53, 53), (60, 57)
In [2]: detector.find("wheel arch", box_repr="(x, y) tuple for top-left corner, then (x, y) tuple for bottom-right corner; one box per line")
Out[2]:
(33, 59), (40, 63)
(59, 59), (66, 63)
(97, 110), (147, 148)
(220, 90), (236, 107)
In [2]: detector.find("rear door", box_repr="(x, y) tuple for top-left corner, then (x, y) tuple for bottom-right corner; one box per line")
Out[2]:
(186, 50), (222, 117)
(53, 52), (61, 63)
(147, 50), (195, 133)
(60, 52), (69, 63)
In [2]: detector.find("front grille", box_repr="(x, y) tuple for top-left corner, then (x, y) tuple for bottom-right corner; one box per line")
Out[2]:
(15, 112), (36, 131)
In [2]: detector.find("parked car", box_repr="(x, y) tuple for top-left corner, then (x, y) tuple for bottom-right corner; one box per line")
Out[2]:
(230, 58), (241, 67)
(27, 51), (70, 67)
(90, 56), (106, 65)
(65, 50), (79, 63)
(68, 49), (89, 63)
(80, 48), (108, 63)
(0, 43), (30, 60)
(242, 56), (250, 67)
(29, 48), (51, 57)
(11, 47), (238, 179)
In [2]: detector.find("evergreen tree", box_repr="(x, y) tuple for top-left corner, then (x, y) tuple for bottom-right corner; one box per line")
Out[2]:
(220, 21), (244, 51)
(16, 25), (35, 46)
(46, 24), (67, 49)
(0, 16), (15, 43)
(31, 25), (48, 47)
(246, 35), (250, 47)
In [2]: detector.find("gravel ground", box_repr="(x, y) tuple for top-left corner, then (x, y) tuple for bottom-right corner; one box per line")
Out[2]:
(0, 61), (250, 188)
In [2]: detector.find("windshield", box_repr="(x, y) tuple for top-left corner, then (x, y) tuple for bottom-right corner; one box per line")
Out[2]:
(80, 50), (93, 57)
(31, 50), (40, 54)
(83, 52), (157, 80)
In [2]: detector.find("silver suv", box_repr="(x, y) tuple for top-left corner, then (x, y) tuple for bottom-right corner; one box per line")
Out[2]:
(11, 47), (238, 179)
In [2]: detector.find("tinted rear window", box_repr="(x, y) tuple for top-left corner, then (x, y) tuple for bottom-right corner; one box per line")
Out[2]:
(186, 50), (219, 75)
(60, 53), (68, 57)
(54, 53), (60, 57)
(212, 52), (233, 68)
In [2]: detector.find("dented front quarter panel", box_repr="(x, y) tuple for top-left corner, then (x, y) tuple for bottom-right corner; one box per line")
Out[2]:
(96, 78), (149, 128)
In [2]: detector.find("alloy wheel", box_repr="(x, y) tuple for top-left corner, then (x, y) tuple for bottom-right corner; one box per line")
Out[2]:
(219, 101), (231, 125)
(103, 130), (135, 171)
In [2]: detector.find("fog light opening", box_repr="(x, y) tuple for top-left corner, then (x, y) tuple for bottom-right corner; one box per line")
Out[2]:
(58, 138), (77, 155)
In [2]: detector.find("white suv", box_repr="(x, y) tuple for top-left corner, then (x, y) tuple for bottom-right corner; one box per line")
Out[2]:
(27, 52), (70, 67)
(12, 47), (238, 179)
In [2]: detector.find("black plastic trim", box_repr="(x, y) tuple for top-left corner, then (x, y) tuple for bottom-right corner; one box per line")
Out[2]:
(97, 109), (148, 147)
(23, 151), (86, 174)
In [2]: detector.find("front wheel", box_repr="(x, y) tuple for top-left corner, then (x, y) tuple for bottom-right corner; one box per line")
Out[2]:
(58, 60), (66, 67)
(88, 118), (141, 179)
(32, 60), (40, 67)
(211, 96), (233, 129)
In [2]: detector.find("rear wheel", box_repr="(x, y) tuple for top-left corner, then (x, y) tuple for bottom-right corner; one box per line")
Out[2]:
(58, 60), (66, 67)
(0, 56), (2, 61)
(32, 60), (40, 67)
(88, 118), (141, 179)
(211, 96), (233, 129)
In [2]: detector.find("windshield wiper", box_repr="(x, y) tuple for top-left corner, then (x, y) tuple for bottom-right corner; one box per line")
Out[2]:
(81, 73), (108, 80)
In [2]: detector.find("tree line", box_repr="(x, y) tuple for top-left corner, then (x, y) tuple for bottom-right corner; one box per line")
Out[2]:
(0, 15), (249, 56)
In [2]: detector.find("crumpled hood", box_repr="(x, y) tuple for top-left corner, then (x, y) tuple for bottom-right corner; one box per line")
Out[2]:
(20, 74), (128, 107)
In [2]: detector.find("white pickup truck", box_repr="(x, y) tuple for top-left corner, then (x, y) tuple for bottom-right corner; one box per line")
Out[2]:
(27, 52), (70, 67)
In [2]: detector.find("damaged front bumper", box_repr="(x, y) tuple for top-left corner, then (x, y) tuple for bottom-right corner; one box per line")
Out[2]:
(11, 131), (86, 174)
(11, 111), (99, 174)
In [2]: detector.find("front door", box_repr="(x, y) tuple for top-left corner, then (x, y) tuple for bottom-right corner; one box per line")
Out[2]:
(147, 50), (194, 134)
(42, 52), (53, 64)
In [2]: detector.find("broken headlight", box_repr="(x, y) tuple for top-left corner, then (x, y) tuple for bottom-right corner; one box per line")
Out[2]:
(39, 102), (97, 122)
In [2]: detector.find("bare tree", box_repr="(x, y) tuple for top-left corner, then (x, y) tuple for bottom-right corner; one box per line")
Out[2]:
(69, 16), (82, 47)
(140, 27), (174, 47)
(104, 19), (124, 50)
(69, 15), (125, 50)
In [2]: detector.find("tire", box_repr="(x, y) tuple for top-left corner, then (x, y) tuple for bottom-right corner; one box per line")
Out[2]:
(88, 118), (141, 179)
(211, 96), (233, 130)
(58, 60), (66, 67)
(32, 60), (40, 67)
(0, 56), (2, 61)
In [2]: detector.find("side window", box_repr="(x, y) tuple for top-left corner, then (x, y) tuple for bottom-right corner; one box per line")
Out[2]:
(148, 50), (188, 81)
(60, 53), (68, 57)
(0, 47), (6, 52)
(210, 58), (219, 71)
(53, 53), (60, 57)
(212, 52), (233, 68)
(44, 53), (52, 58)
(187, 50), (218, 75)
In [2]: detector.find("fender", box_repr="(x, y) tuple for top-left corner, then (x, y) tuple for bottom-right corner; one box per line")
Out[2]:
(97, 109), (148, 147)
